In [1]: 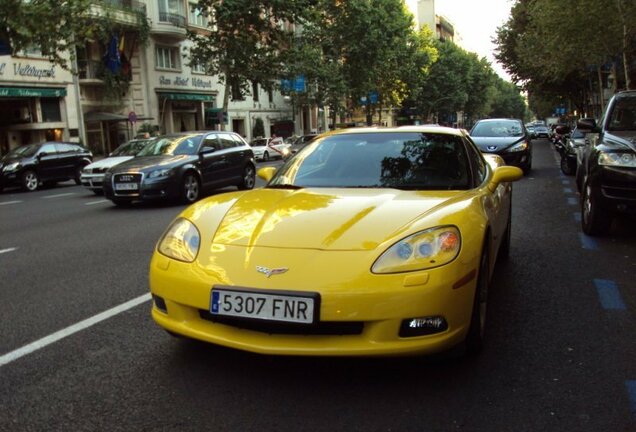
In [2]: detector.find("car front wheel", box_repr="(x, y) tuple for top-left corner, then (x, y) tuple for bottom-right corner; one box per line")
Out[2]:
(182, 173), (200, 204)
(22, 170), (39, 191)
(238, 165), (256, 190)
(581, 183), (611, 235)
(466, 242), (490, 354)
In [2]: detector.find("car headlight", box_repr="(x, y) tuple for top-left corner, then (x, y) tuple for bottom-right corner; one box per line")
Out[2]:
(83, 167), (93, 174)
(505, 141), (529, 153)
(2, 162), (20, 172)
(372, 226), (461, 274)
(157, 218), (201, 263)
(148, 168), (172, 179)
(598, 151), (636, 167)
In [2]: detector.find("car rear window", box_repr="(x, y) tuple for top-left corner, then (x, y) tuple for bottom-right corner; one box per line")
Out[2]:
(471, 121), (524, 137)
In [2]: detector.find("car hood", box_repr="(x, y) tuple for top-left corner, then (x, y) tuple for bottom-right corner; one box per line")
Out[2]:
(109, 155), (193, 172)
(470, 136), (525, 153)
(85, 156), (134, 170)
(184, 188), (470, 251)
(606, 131), (636, 153)
(1, 155), (26, 165)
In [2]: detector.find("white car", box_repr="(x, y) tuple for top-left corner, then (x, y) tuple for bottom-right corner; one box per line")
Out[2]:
(249, 137), (290, 161)
(80, 138), (153, 194)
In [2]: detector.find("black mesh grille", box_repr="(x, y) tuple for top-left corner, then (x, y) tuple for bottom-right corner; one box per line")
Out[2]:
(198, 310), (363, 336)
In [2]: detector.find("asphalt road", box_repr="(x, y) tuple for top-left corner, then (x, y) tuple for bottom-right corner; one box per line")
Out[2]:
(1, 146), (635, 432)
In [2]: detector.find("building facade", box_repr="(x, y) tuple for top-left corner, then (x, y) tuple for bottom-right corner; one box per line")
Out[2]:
(1, 0), (301, 157)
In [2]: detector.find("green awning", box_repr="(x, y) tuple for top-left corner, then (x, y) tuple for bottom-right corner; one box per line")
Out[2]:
(0, 86), (67, 97)
(158, 92), (215, 102)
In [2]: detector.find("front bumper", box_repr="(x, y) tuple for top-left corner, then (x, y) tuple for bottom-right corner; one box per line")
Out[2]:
(590, 165), (636, 214)
(149, 246), (479, 357)
(492, 151), (530, 170)
(104, 174), (181, 202)
(80, 173), (105, 191)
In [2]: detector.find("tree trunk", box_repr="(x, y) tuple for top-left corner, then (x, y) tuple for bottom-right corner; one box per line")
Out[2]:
(366, 103), (372, 126)
(597, 66), (605, 116)
(623, 23), (632, 90)
(221, 70), (231, 132)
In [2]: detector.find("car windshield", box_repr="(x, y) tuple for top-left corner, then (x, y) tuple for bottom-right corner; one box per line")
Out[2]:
(269, 132), (471, 190)
(110, 139), (153, 157)
(607, 98), (636, 131)
(471, 121), (524, 137)
(6, 143), (40, 158)
(136, 135), (202, 156)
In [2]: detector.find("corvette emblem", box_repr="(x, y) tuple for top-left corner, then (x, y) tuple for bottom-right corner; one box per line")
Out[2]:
(256, 266), (289, 278)
(487, 145), (498, 151)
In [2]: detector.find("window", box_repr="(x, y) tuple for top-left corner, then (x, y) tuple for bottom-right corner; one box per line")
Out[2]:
(158, 0), (185, 25)
(40, 98), (61, 122)
(231, 80), (244, 101)
(218, 134), (237, 150)
(252, 81), (259, 102)
(191, 61), (206, 74)
(268, 88), (273, 104)
(156, 46), (181, 70)
(188, 1), (208, 27)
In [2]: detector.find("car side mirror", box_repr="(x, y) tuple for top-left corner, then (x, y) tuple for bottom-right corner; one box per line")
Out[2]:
(37, 152), (47, 158)
(488, 166), (523, 192)
(257, 166), (277, 182)
(577, 119), (598, 133)
(200, 146), (216, 155)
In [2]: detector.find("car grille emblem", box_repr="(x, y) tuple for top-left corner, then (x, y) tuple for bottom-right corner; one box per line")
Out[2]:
(256, 266), (288, 278)
(119, 175), (134, 182)
(487, 145), (498, 151)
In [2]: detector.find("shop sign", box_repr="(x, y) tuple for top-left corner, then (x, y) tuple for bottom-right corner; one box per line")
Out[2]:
(0, 86), (67, 97)
(159, 75), (213, 90)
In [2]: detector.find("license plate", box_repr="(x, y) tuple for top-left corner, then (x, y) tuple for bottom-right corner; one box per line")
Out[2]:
(115, 183), (138, 191)
(211, 288), (317, 324)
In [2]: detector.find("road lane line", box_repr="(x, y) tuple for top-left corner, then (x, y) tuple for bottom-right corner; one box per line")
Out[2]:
(626, 381), (636, 419)
(0, 247), (17, 255)
(579, 233), (599, 250)
(42, 193), (76, 199)
(594, 279), (626, 310)
(85, 199), (109, 206)
(0, 293), (151, 367)
(0, 200), (22, 206)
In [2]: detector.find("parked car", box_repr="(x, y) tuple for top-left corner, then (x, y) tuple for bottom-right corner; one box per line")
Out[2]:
(249, 137), (290, 161)
(0, 142), (92, 192)
(525, 124), (536, 139)
(103, 131), (255, 206)
(469, 118), (533, 174)
(80, 138), (154, 194)
(533, 125), (550, 139)
(575, 90), (636, 235)
(149, 126), (523, 357)
(559, 127), (585, 176)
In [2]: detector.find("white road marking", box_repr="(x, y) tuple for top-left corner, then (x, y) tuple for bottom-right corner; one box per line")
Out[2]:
(0, 200), (22, 206)
(0, 247), (17, 255)
(85, 199), (109, 206)
(0, 293), (151, 367)
(42, 193), (76, 199)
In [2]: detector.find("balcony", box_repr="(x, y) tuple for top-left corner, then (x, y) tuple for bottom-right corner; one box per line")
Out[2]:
(151, 11), (187, 40)
(89, 0), (147, 27)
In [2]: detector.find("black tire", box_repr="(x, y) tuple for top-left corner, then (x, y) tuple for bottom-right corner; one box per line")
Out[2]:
(560, 154), (575, 176)
(262, 151), (270, 162)
(466, 242), (490, 354)
(575, 167), (584, 193)
(522, 161), (531, 175)
(181, 172), (200, 204)
(21, 170), (39, 191)
(498, 205), (512, 261)
(74, 166), (84, 185)
(581, 182), (611, 235)
(238, 165), (256, 190)
(112, 198), (132, 206)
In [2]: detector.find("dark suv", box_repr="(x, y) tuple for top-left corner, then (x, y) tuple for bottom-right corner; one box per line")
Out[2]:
(576, 90), (636, 235)
(0, 142), (93, 192)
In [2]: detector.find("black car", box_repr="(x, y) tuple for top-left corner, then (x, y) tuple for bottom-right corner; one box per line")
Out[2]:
(576, 90), (636, 235)
(103, 131), (255, 206)
(0, 142), (93, 192)
(469, 118), (533, 174)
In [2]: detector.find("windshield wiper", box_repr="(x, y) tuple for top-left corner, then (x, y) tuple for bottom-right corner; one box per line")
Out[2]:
(267, 184), (304, 190)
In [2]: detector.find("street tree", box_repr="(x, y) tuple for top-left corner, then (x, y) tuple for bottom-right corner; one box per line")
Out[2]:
(187, 0), (314, 129)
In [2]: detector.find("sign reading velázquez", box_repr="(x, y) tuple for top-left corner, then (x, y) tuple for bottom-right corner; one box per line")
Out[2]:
(13, 63), (55, 79)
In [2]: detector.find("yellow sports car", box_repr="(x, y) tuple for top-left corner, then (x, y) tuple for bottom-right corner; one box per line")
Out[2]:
(150, 126), (522, 356)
